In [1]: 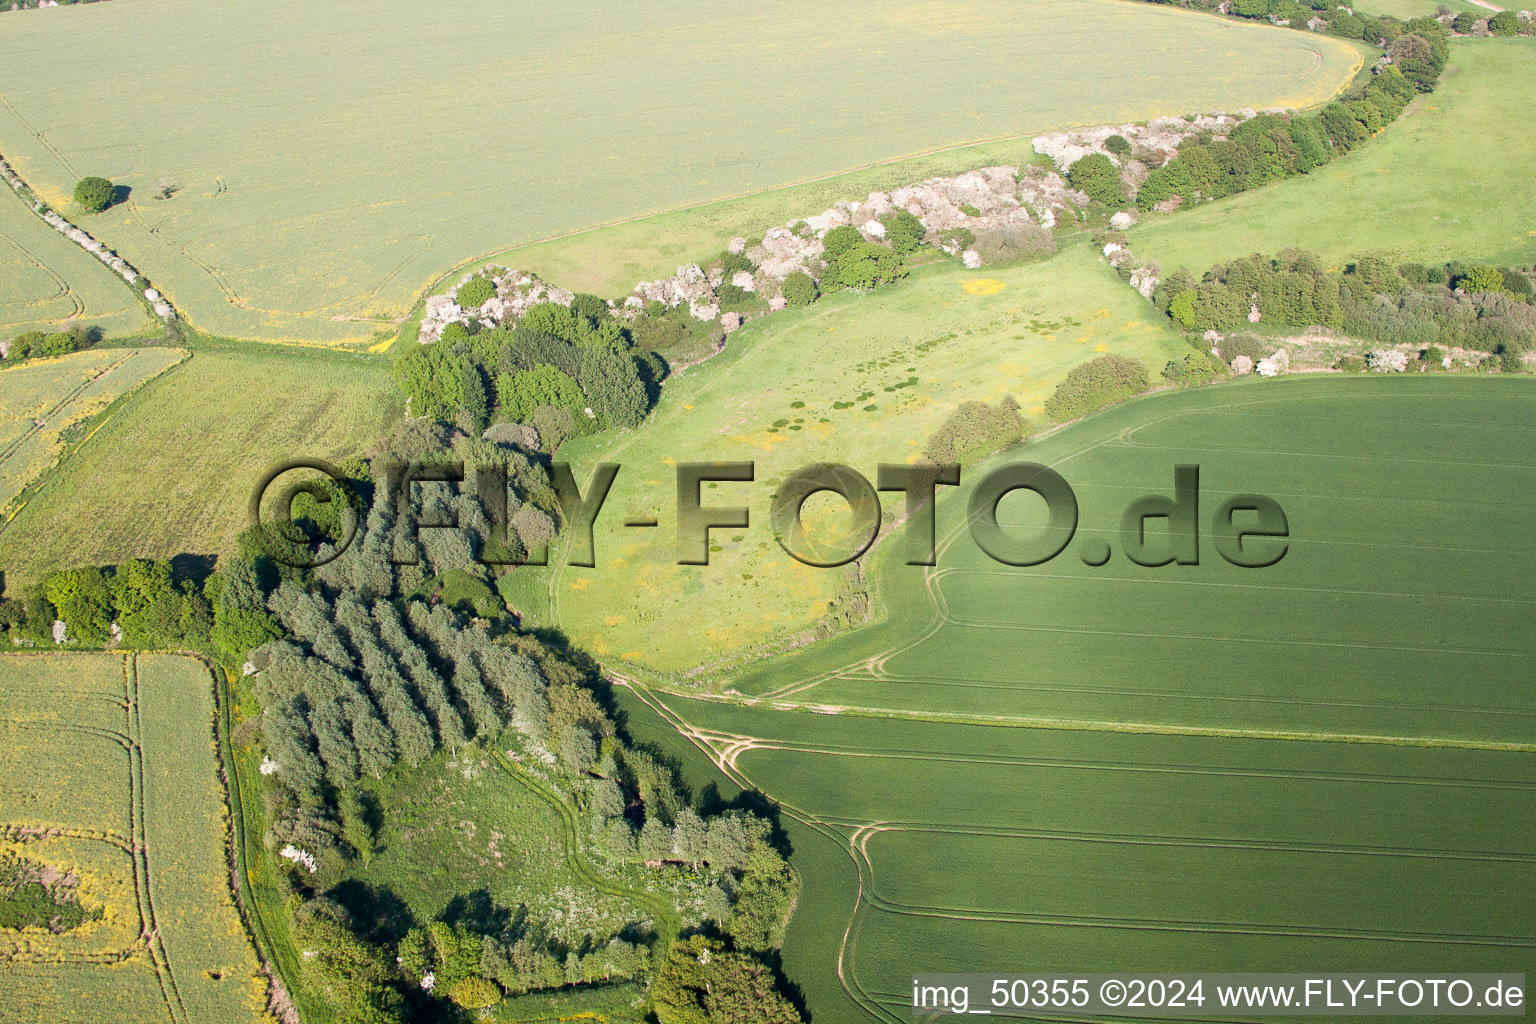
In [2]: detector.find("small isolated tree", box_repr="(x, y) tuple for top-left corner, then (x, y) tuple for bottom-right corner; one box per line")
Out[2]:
(73, 177), (115, 213)
(1104, 134), (1132, 157)
(880, 208), (927, 254)
(780, 271), (817, 307)
(456, 276), (495, 309)
(1067, 154), (1125, 206)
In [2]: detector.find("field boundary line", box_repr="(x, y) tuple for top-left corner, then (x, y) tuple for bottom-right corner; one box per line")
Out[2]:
(122, 652), (189, 1024)
(683, 698), (1536, 754)
(812, 668), (1536, 723)
(828, 819), (1536, 864)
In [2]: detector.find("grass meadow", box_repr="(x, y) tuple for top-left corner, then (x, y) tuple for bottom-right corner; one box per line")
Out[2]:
(0, 0), (1358, 344)
(1130, 40), (1536, 274)
(523, 248), (1188, 677)
(0, 347), (186, 520)
(0, 343), (397, 586)
(0, 187), (153, 341)
(0, 652), (269, 1024)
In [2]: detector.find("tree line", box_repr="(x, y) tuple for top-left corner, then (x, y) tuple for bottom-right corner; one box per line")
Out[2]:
(1153, 249), (1536, 370)
(1137, 47), (1442, 212)
(1, 324), (103, 364)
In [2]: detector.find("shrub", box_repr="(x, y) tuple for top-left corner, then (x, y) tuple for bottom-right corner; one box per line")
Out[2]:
(1044, 355), (1150, 422)
(957, 203), (981, 217)
(531, 404), (580, 451)
(821, 225), (864, 260)
(1215, 333), (1276, 364)
(1334, 353), (1367, 372)
(936, 227), (975, 253)
(823, 241), (904, 291)
(1500, 269), (1533, 299)
(569, 292), (610, 324)
(73, 176), (115, 213)
(715, 283), (757, 313)
(880, 209), (926, 255)
(1488, 10), (1519, 34)
(1457, 265), (1507, 294)
(971, 223), (1056, 265)
(924, 396), (1027, 464)
(455, 276), (495, 309)
(519, 302), (583, 343)
(1104, 134), (1132, 157)
(447, 976), (502, 1010)
(720, 251), (755, 276)
(781, 272), (817, 307)
(1067, 153), (1125, 206)
(1452, 11), (1476, 31)
(1162, 350), (1225, 385)
(496, 365), (584, 422)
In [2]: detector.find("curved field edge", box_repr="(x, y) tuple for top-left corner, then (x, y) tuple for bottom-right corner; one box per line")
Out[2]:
(0, 176), (155, 340)
(607, 679), (1536, 1024)
(0, 0), (1360, 344)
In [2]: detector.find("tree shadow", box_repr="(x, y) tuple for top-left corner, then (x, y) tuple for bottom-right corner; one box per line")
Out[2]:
(325, 880), (414, 946)
(441, 888), (512, 935)
(169, 552), (217, 589)
(110, 184), (131, 208)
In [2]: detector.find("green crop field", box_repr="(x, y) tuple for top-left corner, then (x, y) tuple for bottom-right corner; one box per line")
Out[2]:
(523, 248), (1188, 677)
(619, 691), (1536, 1023)
(0, 347), (186, 520)
(0, 344), (396, 586)
(596, 377), (1536, 1021)
(0, 187), (153, 341)
(0, 0), (1359, 344)
(725, 376), (1536, 744)
(1130, 40), (1536, 275)
(0, 652), (271, 1024)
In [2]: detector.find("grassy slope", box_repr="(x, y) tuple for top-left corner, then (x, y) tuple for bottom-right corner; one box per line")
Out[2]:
(342, 744), (648, 938)
(0, 182), (153, 339)
(0, 342), (398, 585)
(0, 0), (1357, 344)
(1130, 40), (1536, 274)
(530, 247), (1188, 677)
